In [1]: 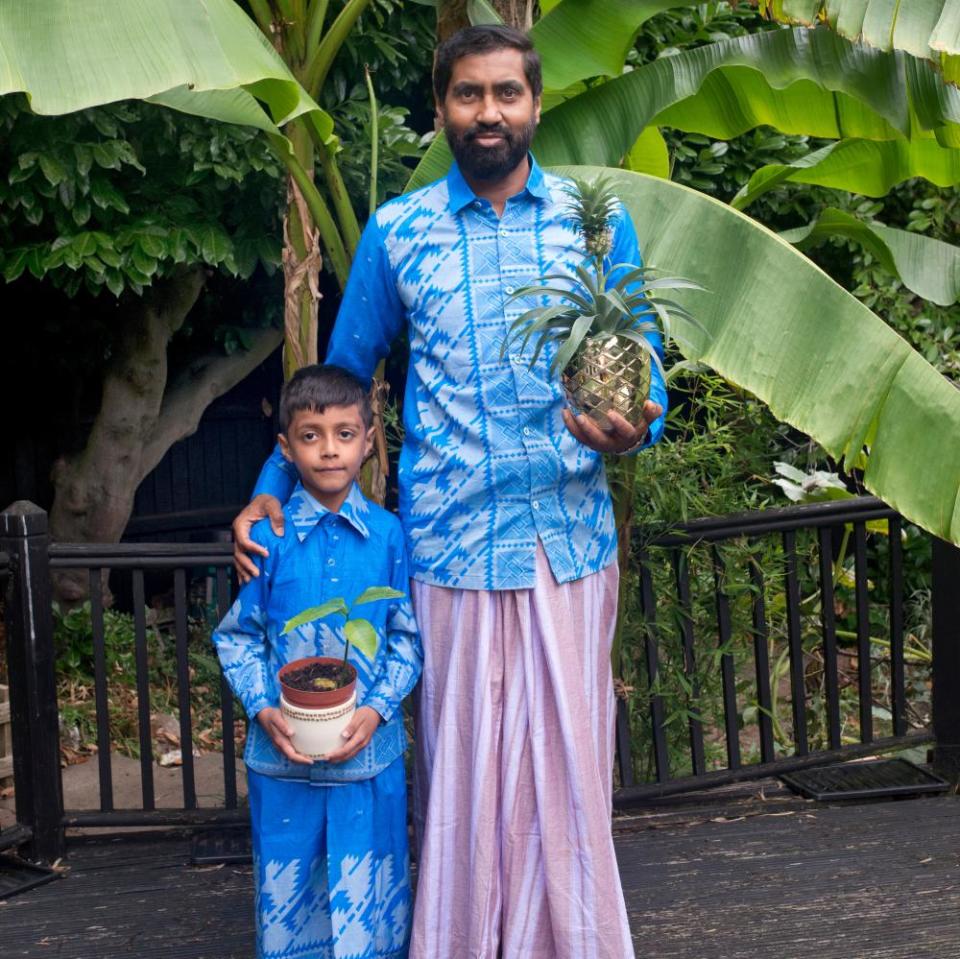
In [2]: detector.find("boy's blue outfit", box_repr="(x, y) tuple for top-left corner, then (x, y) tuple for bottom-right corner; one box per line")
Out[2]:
(213, 482), (422, 959)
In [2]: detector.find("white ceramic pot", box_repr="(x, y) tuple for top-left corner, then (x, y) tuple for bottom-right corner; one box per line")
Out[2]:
(280, 691), (357, 759)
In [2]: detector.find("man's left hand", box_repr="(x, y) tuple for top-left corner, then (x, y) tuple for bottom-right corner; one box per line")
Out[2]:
(562, 401), (663, 454)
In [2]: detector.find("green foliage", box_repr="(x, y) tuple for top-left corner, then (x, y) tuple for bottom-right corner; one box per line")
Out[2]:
(0, 96), (284, 298)
(332, 100), (424, 209)
(632, 0), (773, 61)
(53, 594), (235, 759)
(282, 586), (405, 665)
(53, 600), (140, 678)
(666, 127), (814, 198)
(319, 0), (432, 211)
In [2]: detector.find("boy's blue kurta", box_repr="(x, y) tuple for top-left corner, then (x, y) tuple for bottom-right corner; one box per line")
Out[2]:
(213, 482), (422, 783)
(213, 482), (422, 959)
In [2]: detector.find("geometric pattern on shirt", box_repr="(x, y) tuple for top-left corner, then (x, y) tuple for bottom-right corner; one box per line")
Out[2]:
(325, 156), (667, 591)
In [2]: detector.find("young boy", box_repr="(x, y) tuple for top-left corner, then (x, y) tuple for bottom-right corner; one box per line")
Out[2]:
(213, 364), (422, 959)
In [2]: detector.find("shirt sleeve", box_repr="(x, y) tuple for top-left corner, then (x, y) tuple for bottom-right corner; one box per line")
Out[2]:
(362, 527), (423, 724)
(251, 443), (298, 501)
(608, 203), (667, 450)
(325, 214), (407, 388)
(211, 527), (275, 720)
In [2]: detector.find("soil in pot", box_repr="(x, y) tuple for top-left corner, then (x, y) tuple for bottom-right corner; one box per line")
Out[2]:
(282, 660), (352, 692)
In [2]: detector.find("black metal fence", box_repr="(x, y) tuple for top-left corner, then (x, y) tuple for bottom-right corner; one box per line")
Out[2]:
(2, 496), (959, 863)
(612, 496), (960, 805)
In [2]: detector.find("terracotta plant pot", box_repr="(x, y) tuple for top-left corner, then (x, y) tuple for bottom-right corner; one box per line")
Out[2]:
(278, 656), (357, 708)
(278, 657), (358, 759)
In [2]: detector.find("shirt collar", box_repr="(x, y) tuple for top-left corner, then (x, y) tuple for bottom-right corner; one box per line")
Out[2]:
(286, 482), (371, 542)
(446, 152), (550, 214)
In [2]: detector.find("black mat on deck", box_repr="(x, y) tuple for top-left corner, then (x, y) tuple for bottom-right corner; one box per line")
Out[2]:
(779, 758), (949, 801)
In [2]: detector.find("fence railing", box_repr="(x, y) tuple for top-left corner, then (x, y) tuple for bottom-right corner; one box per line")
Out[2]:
(611, 496), (960, 804)
(2, 497), (959, 862)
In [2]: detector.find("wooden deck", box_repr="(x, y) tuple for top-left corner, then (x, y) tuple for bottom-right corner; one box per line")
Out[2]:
(4, 783), (959, 958)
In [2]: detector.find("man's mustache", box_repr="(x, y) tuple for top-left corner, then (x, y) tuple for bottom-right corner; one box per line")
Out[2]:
(465, 125), (512, 142)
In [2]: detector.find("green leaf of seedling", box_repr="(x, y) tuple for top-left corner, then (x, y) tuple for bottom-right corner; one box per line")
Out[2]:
(345, 618), (379, 661)
(281, 598), (348, 635)
(351, 586), (405, 607)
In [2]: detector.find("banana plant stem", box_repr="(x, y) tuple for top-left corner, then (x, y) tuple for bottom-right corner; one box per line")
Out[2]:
(311, 129), (361, 258)
(269, 135), (351, 290)
(365, 65), (379, 220)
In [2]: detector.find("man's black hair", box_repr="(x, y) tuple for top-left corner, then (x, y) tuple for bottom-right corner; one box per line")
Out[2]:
(434, 25), (542, 103)
(279, 364), (373, 433)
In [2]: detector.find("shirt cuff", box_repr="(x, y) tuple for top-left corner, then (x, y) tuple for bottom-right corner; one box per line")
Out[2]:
(243, 694), (274, 721)
(361, 691), (397, 724)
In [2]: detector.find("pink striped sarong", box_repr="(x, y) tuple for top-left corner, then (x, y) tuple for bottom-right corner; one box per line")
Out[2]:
(409, 545), (635, 959)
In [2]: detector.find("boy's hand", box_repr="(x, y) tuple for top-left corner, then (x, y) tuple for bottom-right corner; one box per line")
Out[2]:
(257, 706), (313, 765)
(323, 706), (382, 764)
(233, 494), (284, 583)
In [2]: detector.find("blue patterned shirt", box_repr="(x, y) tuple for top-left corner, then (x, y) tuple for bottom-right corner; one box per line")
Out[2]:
(213, 483), (422, 782)
(254, 155), (667, 590)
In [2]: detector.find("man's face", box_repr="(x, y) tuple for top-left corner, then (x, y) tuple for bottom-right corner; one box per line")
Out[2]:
(437, 48), (541, 182)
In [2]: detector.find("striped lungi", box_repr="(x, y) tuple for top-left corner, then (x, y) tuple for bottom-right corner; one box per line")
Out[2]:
(409, 545), (635, 959)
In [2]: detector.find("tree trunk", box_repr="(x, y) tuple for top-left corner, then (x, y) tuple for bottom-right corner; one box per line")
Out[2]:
(48, 267), (282, 604)
(438, 0), (534, 40)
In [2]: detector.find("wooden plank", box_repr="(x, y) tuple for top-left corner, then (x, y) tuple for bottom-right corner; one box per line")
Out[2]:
(5, 792), (960, 958)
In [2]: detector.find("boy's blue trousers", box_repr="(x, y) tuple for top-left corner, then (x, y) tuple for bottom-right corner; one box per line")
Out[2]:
(247, 756), (410, 959)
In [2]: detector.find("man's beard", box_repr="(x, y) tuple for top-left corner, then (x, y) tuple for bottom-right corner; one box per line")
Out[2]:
(447, 118), (537, 182)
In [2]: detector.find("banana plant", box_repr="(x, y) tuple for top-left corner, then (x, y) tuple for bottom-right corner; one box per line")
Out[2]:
(753, 0), (960, 84)
(0, 0), (362, 373)
(557, 165), (960, 548)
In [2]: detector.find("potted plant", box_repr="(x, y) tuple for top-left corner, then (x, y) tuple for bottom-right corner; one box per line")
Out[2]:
(502, 176), (705, 431)
(276, 586), (405, 758)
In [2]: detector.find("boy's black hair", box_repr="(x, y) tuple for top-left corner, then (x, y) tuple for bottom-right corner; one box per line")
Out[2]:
(433, 25), (542, 104)
(279, 364), (373, 432)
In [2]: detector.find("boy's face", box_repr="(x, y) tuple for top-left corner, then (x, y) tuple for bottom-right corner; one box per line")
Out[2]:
(279, 404), (373, 513)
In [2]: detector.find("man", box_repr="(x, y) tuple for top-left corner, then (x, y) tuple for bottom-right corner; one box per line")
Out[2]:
(234, 25), (666, 958)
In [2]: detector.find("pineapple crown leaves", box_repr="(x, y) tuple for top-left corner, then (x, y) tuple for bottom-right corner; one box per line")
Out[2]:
(562, 175), (620, 261)
(500, 175), (708, 378)
(501, 263), (707, 378)
(280, 586), (406, 661)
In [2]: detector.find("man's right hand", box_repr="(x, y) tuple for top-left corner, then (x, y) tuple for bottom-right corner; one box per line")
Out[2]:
(233, 494), (284, 583)
(256, 706), (313, 765)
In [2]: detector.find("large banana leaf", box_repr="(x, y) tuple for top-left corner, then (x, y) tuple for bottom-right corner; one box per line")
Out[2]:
(534, 26), (960, 167)
(733, 138), (960, 209)
(0, 0), (334, 147)
(555, 166), (960, 546)
(781, 208), (960, 307)
(408, 24), (960, 190)
(529, 0), (680, 91)
(758, 1), (960, 84)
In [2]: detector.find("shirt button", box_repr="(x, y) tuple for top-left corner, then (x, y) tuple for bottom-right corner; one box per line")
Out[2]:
(523, 427), (531, 436)
(532, 500), (540, 511)
(500, 228), (508, 237)
(332, 534), (339, 541)
(327, 557), (335, 566)
(505, 285), (515, 295)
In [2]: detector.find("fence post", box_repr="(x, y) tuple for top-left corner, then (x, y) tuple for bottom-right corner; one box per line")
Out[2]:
(1, 502), (64, 862)
(931, 536), (960, 782)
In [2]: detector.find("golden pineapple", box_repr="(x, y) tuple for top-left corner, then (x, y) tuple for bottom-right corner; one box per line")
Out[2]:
(502, 176), (704, 432)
